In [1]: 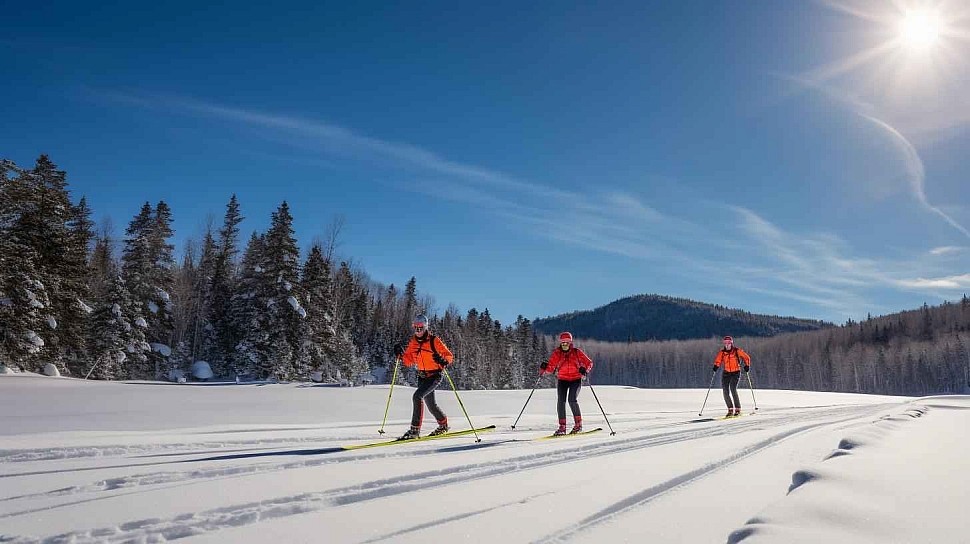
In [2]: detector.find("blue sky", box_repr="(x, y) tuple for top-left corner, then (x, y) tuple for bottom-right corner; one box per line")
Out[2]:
(3, 0), (970, 326)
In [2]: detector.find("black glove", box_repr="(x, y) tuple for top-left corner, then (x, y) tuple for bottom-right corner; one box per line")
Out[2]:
(579, 366), (587, 376)
(433, 353), (449, 367)
(743, 365), (750, 373)
(712, 365), (719, 373)
(540, 362), (548, 371)
(393, 344), (404, 357)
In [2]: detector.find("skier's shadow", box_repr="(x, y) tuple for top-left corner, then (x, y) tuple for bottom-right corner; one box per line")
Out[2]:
(187, 439), (513, 462)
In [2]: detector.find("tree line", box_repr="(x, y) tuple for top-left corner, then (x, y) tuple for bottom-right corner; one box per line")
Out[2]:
(584, 298), (970, 396)
(0, 155), (543, 389)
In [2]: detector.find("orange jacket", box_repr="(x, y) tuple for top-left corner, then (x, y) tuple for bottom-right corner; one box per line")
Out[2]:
(543, 347), (593, 381)
(714, 347), (751, 373)
(402, 333), (454, 371)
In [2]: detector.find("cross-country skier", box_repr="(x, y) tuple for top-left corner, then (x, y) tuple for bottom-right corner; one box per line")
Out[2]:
(713, 335), (751, 417)
(541, 332), (593, 435)
(392, 314), (454, 440)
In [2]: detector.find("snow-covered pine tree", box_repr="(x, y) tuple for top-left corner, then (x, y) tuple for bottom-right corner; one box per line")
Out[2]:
(62, 196), (95, 375)
(5, 156), (89, 373)
(207, 194), (243, 377)
(296, 244), (336, 381)
(121, 201), (175, 379)
(86, 274), (150, 380)
(231, 232), (270, 379)
(146, 201), (176, 377)
(121, 203), (154, 377)
(0, 244), (52, 369)
(259, 201), (303, 380)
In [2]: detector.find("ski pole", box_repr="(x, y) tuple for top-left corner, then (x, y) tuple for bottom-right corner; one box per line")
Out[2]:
(511, 373), (543, 430)
(443, 367), (481, 442)
(378, 357), (401, 435)
(698, 368), (717, 416)
(745, 370), (759, 412)
(585, 374), (616, 436)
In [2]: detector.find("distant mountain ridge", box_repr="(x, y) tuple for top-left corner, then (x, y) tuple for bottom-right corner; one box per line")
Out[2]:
(533, 294), (833, 341)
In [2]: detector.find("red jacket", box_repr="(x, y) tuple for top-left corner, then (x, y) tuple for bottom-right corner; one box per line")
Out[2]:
(714, 347), (751, 373)
(543, 346), (593, 381)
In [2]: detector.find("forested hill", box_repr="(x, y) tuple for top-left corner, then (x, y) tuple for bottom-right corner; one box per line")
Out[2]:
(533, 294), (832, 341)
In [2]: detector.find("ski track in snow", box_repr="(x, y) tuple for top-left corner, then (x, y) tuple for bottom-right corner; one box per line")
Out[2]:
(1, 403), (899, 542)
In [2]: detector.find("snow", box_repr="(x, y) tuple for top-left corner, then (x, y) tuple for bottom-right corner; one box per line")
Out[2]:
(24, 330), (44, 349)
(0, 365), (13, 374)
(283, 280), (293, 291)
(0, 377), (966, 543)
(150, 343), (172, 357)
(287, 295), (307, 318)
(254, 265), (264, 273)
(46, 316), (57, 329)
(111, 303), (122, 317)
(134, 317), (148, 328)
(191, 360), (214, 380)
(147, 301), (159, 313)
(41, 363), (60, 377)
(78, 299), (93, 314)
(156, 288), (171, 302)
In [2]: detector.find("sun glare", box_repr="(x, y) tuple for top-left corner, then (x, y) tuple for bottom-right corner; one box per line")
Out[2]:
(899, 9), (942, 51)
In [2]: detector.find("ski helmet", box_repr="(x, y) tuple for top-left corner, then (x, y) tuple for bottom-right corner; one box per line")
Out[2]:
(559, 332), (573, 344)
(723, 335), (734, 342)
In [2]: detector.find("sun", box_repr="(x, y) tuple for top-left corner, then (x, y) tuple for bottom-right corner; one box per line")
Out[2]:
(898, 9), (943, 51)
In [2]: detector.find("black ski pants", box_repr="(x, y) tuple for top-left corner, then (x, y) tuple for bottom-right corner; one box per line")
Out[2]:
(557, 379), (582, 421)
(722, 370), (741, 410)
(411, 371), (446, 428)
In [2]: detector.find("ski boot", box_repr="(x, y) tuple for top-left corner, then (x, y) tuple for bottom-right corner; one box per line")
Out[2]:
(399, 426), (421, 440)
(726, 409), (735, 418)
(552, 424), (567, 436)
(569, 416), (583, 434)
(428, 423), (449, 437)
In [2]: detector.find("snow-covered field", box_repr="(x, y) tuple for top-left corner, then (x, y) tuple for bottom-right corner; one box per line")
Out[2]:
(2, 374), (967, 543)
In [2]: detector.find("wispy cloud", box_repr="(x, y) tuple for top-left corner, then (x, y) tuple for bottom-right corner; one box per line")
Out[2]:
(861, 114), (970, 240)
(897, 274), (970, 290)
(929, 246), (965, 256)
(777, 76), (970, 241)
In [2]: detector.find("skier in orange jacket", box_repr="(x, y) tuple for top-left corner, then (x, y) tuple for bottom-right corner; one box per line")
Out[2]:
(713, 335), (751, 417)
(392, 314), (454, 440)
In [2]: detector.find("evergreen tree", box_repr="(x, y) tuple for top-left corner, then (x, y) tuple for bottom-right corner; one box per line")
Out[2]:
(258, 201), (303, 380)
(121, 201), (176, 378)
(88, 230), (115, 303)
(190, 230), (217, 364)
(60, 196), (95, 374)
(207, 194), (244, 376)
(5, 156), (89, 372)
(231, 232), (270, 379)
(297, 245), (336, 380)
(86, 274), (150, 380)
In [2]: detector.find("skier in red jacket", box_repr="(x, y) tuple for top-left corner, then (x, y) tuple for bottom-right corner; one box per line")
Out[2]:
(541, 332), (593, 435)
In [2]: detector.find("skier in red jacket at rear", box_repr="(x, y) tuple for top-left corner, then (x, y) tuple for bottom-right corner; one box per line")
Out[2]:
(541, 332), (593, 435)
